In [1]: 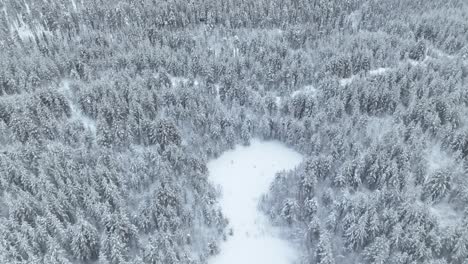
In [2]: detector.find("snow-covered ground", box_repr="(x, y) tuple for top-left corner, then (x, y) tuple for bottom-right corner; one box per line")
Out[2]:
(275, 84), (317, 107)
(9, 15), (52, 41)
(71, 0), (78, 10)
(339, 54), (438, 87)
(424, 144), (462, 227)
(61, 80), (96, 135)
(339, 76), (355, 86)
(291, 85), (317, 98)
(275, 96), (282, 106)
(369, 67), (390, 76)
(339, 66), (392, 86)
(207, 140), (303, 264)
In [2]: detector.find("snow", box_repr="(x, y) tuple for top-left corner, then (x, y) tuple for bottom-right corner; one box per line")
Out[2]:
(429, 202), (460, 229)
(215, 84), (221, 100)
(340, 68), (390, 86)
(271, 84), (318, 107)
(291, 85), (317, 98)
(169, 76), (200, 88)
(340, 54), (442, 87)
(339, 76), (355, 86)
(10, 18), (52, 41)
(275, 96), (281, 106)
(425, 144), (455, 173)
(169, 76), (189, 87)
(369, 67), (390, 76)
(24, 2), (31, 14)
(14, 23), (35, 40)
(424, 144), (463, 228)
(366, 116), (393, 141)
(70, 0), (77, 10)
(61, 80), (96, 135)
(207, 140), (303, 264)
(428, 48), (455, 60)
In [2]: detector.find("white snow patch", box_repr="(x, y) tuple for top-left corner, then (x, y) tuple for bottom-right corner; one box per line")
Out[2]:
(208, 140), (303, 264)
(461, 107), (468, 129)
(369, 67), (390, 76)
(339, 56), (441, 86)
(408, 55), (431, 67)
(70, 0), (77, 10)
(366, 117), (393, 141)
(423, 144), (463, 228)
(61, 80), (96, 135)
(425, 144), (454, 173)
(215, 84), (221, 99)
(15, 24), (35, 40)
(275, 96), (281, 106)
(291, 85), (317, 98)
(347, 10), (361, 32)
(169, 76), (199, 88)
(408, 59), (421, 66)
(340, 68), (391, 86)
(428, 48), (455, 60)
(11, 19), (52, 41)
(429, 203), (460, 229)
(24, 1), (30, 14)
(169, 76), (188, 87)
(340, 76), (355, 86)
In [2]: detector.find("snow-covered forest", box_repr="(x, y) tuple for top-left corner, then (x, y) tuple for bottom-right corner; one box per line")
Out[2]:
(0, 0), (468, 263)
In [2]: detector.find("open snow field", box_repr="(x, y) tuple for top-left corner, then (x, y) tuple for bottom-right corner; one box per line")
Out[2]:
(207, 140), (303, 264)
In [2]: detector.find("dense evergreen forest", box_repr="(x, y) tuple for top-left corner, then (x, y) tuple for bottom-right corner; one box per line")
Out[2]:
(0, 0), (467, 263)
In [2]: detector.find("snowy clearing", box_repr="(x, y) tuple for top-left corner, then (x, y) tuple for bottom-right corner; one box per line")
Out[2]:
(207, 140), (303, 264)
(340, 67), (392, 86)
(61, 80), (96, 135)
(291, 85), (317, 98)
(429, 202), (460, 229)
(366, 116), (394, 141)
(425, 144), (457, 174)
(339, 76), (355, 86)
(369, 67), (390, 76)
(275, 96), (282, 106)
(9, 11), (52, 41)
(71, 0), (78, 10)
(339, 55), (439, 87)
